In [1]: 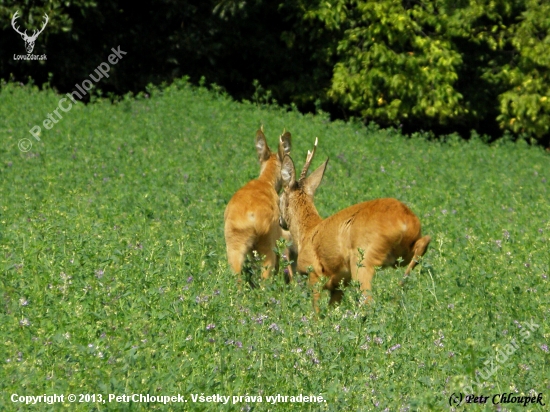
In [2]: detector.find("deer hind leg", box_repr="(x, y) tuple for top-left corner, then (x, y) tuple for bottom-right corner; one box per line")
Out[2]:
(256, 236), (279, 280)
(225, 231), (255, 285)
(307, 271), (323, 313)
(405, 235), (431, 275)
(350, 251), (379, 304)
(355, 265), (376, 304)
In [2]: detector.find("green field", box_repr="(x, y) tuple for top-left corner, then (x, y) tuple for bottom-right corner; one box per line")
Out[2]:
(1, 79), (549, 411)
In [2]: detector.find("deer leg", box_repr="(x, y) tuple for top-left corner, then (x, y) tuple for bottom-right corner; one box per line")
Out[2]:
(308, 271), (322, 313)
(357, 265), (376, 304)
(350, 251), (376, 304)
(256, 239), (279, 280)
(225, 231), (254, 286)
(405, 235), (431, 275)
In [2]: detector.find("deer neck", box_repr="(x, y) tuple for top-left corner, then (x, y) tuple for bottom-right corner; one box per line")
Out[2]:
(289, 194), (322, 252)
(258, 155), (280, 190)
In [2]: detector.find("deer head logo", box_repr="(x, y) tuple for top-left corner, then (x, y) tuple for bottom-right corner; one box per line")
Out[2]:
(12, 11), (49, 54)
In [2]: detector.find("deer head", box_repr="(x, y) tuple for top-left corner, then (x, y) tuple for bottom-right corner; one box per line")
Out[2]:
(12, 11), (49, 54)
(279, 137), (328, 235)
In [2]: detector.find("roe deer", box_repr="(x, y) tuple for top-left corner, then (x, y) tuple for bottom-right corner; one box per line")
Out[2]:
(278, 139), (431, 310)
(224, 128), (293, 284)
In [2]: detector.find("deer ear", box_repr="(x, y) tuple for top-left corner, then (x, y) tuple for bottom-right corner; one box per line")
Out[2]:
(304, 158), (328, 197)
(278, 130), (291, 160)
(255, 129), (271, 162)
(281, 155), (296, 188)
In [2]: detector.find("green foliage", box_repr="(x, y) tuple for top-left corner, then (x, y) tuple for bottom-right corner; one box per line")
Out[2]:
(1, 80), (549, 410)
(305, 0), (550, 140)
(310, 0), (465, 124)
(496, 0), (550, 138)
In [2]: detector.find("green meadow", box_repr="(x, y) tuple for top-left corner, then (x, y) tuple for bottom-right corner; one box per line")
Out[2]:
(1, 79), (549, 411)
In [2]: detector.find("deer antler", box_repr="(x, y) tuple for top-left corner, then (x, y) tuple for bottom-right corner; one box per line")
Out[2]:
(11, 11), (48, 41)
(300, 137), (318, 181)
(11, 11), (27, 38)
(29, 13), (49, 41)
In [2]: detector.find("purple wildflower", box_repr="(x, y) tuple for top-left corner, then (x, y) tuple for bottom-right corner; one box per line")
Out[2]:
(195, 295), (209, 303)
(95, 269), (104, 279)
(252, 314), (268, 324)
(434, 331), (445, 347)
(540, 344), (549, 353)
(187, 276), (193, 283)
(386, 343), (401, 354)
(235, 341), (243, 348)
(268, 323), (280, 332)
(206, 323), (215, 330)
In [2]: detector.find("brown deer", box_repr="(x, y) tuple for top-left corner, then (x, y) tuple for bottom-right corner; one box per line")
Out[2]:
(278, 138), (431, 310)
(224, 128), (294, 285)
